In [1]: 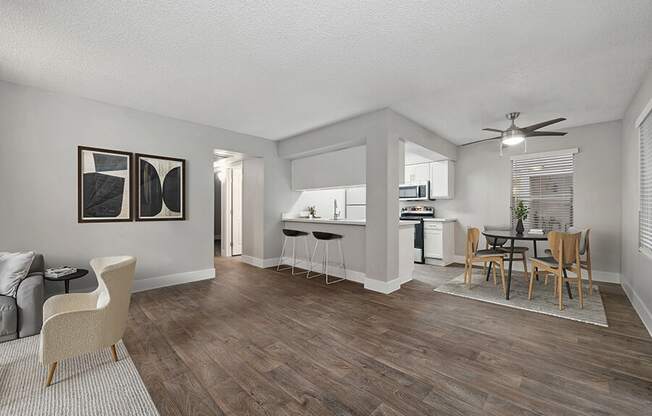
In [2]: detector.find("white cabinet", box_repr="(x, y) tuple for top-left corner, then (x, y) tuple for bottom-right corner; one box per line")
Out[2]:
(429, 160), (455, 199)
(404, 160), (454, 199)
(404, 163), (430, 184)
(424, 222), (443, 258)
(424, 220), (455, 266)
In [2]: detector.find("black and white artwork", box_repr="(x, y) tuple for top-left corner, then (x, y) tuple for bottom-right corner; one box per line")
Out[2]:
(135, 154), (186, 221)
(78, 146), (133, 222)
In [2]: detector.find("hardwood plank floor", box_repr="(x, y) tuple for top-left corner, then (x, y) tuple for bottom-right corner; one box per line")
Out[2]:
(124, 257), (652, 416)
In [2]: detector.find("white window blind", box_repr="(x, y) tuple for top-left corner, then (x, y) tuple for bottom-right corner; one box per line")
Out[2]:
(641, 110), (652, 254)
(511, 152), (575, 231)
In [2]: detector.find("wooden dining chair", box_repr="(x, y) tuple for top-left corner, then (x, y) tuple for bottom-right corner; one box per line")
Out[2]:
(483, 225), (529, 279)
(570, 227), (593, 295)
(465, 228), (507, 295)
(529, 231), (583, 310)
(543, 227), (593, 295)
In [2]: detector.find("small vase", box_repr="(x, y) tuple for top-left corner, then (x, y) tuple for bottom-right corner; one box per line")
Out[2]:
(516, 219), (525, 234)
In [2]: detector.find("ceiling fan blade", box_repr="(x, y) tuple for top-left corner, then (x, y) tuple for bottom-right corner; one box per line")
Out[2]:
(526, 131), (567, 137)
(482, 128), (503, 133)
(462, 136), (503, 146)
(522, 118), (566, 132)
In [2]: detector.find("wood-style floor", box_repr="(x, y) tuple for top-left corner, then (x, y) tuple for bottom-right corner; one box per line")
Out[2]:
(124, 257), (652, 416)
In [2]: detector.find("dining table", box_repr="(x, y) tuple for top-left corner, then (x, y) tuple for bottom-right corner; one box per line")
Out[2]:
(481, 229), (548, 300)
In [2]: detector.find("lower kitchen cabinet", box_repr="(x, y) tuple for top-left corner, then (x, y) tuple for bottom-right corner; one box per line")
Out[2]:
(423, 220), (455, 266)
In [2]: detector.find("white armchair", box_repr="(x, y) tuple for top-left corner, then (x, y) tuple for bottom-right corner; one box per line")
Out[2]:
(39, 256), (136, 386)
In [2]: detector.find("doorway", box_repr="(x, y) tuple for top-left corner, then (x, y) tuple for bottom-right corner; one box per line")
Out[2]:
(214, 150), (244, 258)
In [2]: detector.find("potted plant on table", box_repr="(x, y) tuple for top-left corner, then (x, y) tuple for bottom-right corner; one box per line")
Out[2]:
(513, 199), (528, 235)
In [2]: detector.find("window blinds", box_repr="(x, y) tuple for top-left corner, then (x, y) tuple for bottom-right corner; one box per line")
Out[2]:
(641, 111), (652, 254)
(511, 152), (574, 231)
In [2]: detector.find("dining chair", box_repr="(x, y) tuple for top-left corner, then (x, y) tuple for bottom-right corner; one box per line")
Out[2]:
(483, 225), (529, 279)
(528, 232), (583, 310)
(569, 227), (593, 295)
(465, 227), (507, 295)
(544, 227), (593, 295)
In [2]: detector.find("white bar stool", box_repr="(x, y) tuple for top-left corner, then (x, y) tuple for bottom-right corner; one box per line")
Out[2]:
(307, 231), (346, 284)
(277, 229), (311, 275)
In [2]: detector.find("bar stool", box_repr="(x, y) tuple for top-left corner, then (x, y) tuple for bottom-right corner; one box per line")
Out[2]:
(307, 231), (346, 285)
(277, 229), (311, 275)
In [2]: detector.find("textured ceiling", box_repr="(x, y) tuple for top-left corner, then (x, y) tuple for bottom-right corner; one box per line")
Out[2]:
(2, 1), (652, 144)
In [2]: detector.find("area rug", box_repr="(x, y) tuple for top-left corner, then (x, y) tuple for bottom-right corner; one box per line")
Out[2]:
(434, 270), (608, 327)
(0, 336), (159, 416)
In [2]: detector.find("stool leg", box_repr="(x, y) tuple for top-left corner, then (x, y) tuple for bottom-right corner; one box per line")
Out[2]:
(304, 236), (311, 273)
(276, 236), (288, 271)
(307, 240), (320, 279)
(326, 239), (346, 285)
(291, 237), (296, 275)
(324, 242), (329, 278)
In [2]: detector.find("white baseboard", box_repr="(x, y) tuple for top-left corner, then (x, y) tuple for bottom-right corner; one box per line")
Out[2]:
(131, 268), (215, 293)
(364, 273), (411, 294)
(279, 256), (366, 284)
(622, 280), (652, 337)
(451, 255), (620, 283)
(240, 255), (279, 269)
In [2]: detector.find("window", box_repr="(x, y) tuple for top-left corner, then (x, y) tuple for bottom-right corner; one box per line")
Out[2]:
(640, 110), (652, 255)
(511, 150), (576, 231)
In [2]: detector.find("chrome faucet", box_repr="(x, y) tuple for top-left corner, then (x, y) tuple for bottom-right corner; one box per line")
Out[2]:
(333, 198), (341, 220)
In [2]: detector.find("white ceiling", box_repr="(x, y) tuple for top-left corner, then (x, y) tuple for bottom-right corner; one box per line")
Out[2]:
(2, 1), (652, 144)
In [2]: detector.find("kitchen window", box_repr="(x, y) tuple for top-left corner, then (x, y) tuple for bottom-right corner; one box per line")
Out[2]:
(511, 149), (577, 231)
(639, 105), (652, 256)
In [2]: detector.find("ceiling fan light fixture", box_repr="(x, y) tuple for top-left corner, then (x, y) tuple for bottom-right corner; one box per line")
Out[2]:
(501, 133), (525, 146)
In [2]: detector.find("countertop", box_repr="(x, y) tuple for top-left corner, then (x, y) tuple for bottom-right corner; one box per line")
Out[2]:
(282, 218), (419, 226)
(422, 218), (457, 223)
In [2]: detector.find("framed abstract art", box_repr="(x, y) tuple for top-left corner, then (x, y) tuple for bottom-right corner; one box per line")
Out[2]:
(78, 146), (133, 222)
(135, 153), (186, 221)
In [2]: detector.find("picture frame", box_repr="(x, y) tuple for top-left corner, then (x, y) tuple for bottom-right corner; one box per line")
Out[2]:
(78, 146), (134, 223)
(135, 153), (186, 221)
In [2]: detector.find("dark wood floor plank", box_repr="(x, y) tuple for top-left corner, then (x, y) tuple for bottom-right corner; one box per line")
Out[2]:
(124, 257), (652, 416)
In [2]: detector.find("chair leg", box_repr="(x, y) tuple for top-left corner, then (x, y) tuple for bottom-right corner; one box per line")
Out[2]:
(522, 255), (528, 280)
(587, 264), (593, 295)
(46, 362), (58, 387)
(499, 260), (507, 296)
(528, 267), (536, 300)
(465, 260), (471, 287)
(111, 344), (118, 362)
(492, 262), (497, 285)
(558, 273), (564, 311)
(577, 269), (584, 309)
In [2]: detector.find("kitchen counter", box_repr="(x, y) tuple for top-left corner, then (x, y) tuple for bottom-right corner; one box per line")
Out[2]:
(422, 218), (457, 223)
(282, 217), (419, 226)
(281, 216), (416, 291)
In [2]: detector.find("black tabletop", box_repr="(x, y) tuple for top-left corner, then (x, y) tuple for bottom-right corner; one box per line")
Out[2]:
(43, 268), (89, 281)
(481, 229), (548, 241)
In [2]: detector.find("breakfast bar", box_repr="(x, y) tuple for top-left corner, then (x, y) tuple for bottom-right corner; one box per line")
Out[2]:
(281, 217), (417, 288)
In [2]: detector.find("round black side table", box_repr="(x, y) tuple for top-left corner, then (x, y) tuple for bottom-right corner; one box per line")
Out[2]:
(44, 269), (89, 293)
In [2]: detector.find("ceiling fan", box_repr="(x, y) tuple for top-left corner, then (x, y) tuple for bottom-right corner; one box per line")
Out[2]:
(464, 112), (567, 154)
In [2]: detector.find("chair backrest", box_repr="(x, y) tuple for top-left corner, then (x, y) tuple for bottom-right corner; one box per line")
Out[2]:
(89, 256), (136, 346)
(568, 226), (590, 255)
(483, 225), (509, 247)
(466, 228), (481, 258)
(548, 231), (580, 265)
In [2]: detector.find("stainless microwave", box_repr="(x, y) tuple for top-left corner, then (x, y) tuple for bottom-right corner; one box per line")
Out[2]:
(399, 182), (430, 200)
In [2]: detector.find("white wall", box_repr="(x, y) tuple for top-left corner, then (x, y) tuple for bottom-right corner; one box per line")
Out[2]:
(292, 145), (366, 190)
(0, 81), (295, 291)
(621, 67), (652, 334)
(436, 120), (623, 278)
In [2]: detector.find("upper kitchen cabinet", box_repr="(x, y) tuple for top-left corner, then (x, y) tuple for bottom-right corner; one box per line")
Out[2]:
(404, 163), (430, 184)
(430, 160), (455, 199)
(292, 146), (366, 190)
